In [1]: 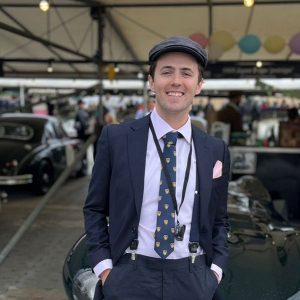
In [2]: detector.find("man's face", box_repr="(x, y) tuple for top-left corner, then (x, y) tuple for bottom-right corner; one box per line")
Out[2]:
(148, 52), (203, 118)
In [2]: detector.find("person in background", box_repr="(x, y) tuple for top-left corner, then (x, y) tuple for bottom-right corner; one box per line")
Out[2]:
(134, 102), (145, 119)
(135, 98), (156, 119)
(46, 99), (55, 116)
(260, 100), (269, 111)
(84, 36), (230, 300)
(146, 97), (155, 113)
(287, 107), (300, 123)
(217, 91), (244, 133)
(93, 106), (111, 159)
(280, 99), (289, 109)
(74, 99), (90, 141)
(204, 97), (217, 132)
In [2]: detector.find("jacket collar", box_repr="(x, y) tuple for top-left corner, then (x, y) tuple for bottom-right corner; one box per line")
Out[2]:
(128, 115), (150, 219)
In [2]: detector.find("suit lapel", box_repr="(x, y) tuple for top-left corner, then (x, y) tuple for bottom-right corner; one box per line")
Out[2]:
(192, 126), (213, 225)
(128, 116), (150, 219)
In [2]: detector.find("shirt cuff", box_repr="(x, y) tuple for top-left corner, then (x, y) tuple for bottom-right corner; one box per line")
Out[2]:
(93, 259), (113, 278)
(210, 263), (223, 283)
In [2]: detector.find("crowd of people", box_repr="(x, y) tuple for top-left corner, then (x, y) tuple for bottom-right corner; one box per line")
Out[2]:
(73, 91), (300, 149)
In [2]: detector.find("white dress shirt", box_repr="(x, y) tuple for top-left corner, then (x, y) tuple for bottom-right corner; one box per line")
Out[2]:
(94, 108), (222, 282)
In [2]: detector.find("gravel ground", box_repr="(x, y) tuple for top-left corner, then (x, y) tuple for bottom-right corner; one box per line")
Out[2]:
(0, 176), (90, 300)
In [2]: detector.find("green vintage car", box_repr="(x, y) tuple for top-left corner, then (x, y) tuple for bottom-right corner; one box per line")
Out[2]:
(62, 176), (300, 300)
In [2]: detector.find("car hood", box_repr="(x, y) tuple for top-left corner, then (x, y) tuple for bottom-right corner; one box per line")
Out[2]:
(63, 225), (300, 300)
(221, 223), (300, 300)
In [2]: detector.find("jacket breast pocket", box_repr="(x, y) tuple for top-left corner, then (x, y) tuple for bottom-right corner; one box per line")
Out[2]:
(212, 176), (223, 186)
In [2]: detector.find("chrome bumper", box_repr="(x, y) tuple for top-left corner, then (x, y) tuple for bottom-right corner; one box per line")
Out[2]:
(0, 174), (33, 185)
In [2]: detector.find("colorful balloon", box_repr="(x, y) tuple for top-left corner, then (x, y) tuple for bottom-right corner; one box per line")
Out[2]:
(289, 32), (300, 55)
(209, 31), (235, 51)
(208, 43), (224, 61)
(239, 34), (261, 54)
(264, 35), (285, 54)
(189, 33), (208, 48)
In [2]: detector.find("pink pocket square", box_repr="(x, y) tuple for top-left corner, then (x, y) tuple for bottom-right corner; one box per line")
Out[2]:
(213, 160), (222, 179)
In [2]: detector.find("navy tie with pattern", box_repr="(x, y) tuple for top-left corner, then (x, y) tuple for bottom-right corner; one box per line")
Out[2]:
(154, 131), (177, 258)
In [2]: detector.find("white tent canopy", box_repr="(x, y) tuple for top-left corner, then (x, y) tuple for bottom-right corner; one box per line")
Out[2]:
(0, 0), (300, 79)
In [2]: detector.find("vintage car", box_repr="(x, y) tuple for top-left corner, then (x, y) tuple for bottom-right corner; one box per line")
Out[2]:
(62, 176), (300, 300)
(0, 113), (87, 195)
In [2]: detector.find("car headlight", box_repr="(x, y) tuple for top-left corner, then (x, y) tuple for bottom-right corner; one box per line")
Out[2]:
(3, 159), (19, 175)
(72, 269), (98, 300)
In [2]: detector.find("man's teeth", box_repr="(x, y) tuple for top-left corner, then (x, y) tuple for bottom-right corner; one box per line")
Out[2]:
(167, 92), (183, 96)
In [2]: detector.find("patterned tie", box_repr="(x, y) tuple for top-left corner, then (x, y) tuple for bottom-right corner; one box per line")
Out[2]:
(154, 131), (177, 258)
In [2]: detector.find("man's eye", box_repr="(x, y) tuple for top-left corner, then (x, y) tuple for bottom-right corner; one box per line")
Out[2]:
(162, 71), (171, 75)
(183, 73), (192, 77)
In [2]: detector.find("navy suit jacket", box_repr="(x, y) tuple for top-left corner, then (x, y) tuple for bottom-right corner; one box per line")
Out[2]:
(83, 115), (230, 272)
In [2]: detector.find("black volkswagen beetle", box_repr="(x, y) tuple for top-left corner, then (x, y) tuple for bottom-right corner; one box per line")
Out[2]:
(62, 176), (300, 300)
(0, 113), (87, 195)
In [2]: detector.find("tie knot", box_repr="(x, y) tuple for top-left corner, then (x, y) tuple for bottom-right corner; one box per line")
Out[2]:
(163, 131), (178, 146)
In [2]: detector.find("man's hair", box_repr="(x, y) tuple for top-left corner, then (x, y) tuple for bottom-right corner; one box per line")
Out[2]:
(288, 107), (299, 121)
(228, 91), (243, 100)
(149, 60), (203, 83)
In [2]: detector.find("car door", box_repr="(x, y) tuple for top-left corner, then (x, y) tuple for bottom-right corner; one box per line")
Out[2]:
(44, 121), (66, 176)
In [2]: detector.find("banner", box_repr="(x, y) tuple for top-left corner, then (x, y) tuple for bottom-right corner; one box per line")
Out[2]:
(204, 61), (300, 79)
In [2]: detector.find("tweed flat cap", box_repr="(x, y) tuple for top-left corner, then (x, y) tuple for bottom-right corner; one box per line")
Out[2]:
(148, 36), (208, 69)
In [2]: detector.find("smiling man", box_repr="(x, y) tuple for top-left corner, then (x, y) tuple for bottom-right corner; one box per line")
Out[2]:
(148, 51), (202, 127)
(84, 36), (230, 300)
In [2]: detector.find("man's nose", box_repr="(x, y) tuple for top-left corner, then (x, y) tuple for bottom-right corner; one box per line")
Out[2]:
(171, 72), (181, 86)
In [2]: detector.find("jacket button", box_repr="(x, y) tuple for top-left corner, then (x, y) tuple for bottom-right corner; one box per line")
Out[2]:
(131, 227), (136, 233)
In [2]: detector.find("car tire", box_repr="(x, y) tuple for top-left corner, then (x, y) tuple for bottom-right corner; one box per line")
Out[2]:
(33, 160), (53, 195)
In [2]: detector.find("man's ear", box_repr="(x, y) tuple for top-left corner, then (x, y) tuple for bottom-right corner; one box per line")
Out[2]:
(195, 80), (203, 95)
(148, 74), (154, 92)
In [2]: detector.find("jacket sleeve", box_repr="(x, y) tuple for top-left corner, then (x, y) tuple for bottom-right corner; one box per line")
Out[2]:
(83, 125), (112, 268)
(212, 141), (230, 271)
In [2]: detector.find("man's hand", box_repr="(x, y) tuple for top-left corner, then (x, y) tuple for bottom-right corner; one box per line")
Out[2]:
(100, 268), (111, 285)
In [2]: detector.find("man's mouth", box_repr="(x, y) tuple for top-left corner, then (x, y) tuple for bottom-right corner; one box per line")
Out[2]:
(166, 91), (184, 97)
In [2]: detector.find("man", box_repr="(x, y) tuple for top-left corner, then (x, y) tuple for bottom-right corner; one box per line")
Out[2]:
(74, 99), (90, 140)
(217, 91), (244, 133)
(84, 36), (230, 300)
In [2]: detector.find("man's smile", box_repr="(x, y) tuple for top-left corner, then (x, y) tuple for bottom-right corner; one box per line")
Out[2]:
(166, 91), (184, 97)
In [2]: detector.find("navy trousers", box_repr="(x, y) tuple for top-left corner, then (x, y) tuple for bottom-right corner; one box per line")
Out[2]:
(94, 254), (219, 300)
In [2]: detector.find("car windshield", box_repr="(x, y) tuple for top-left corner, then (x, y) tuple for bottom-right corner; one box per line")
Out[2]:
(0, 122), (34, 141)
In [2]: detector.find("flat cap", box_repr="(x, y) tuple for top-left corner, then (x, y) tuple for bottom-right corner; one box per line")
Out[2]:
(148, 36), (208, 69)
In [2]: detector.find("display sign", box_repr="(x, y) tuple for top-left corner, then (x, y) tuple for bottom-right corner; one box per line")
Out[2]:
(205, 61), (300, 79)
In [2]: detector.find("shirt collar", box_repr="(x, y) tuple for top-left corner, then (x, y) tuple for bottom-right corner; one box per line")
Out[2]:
(150, 107), (192, 143)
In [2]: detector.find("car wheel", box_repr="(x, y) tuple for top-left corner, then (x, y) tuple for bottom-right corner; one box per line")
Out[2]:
(33, 160), (53, 195)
